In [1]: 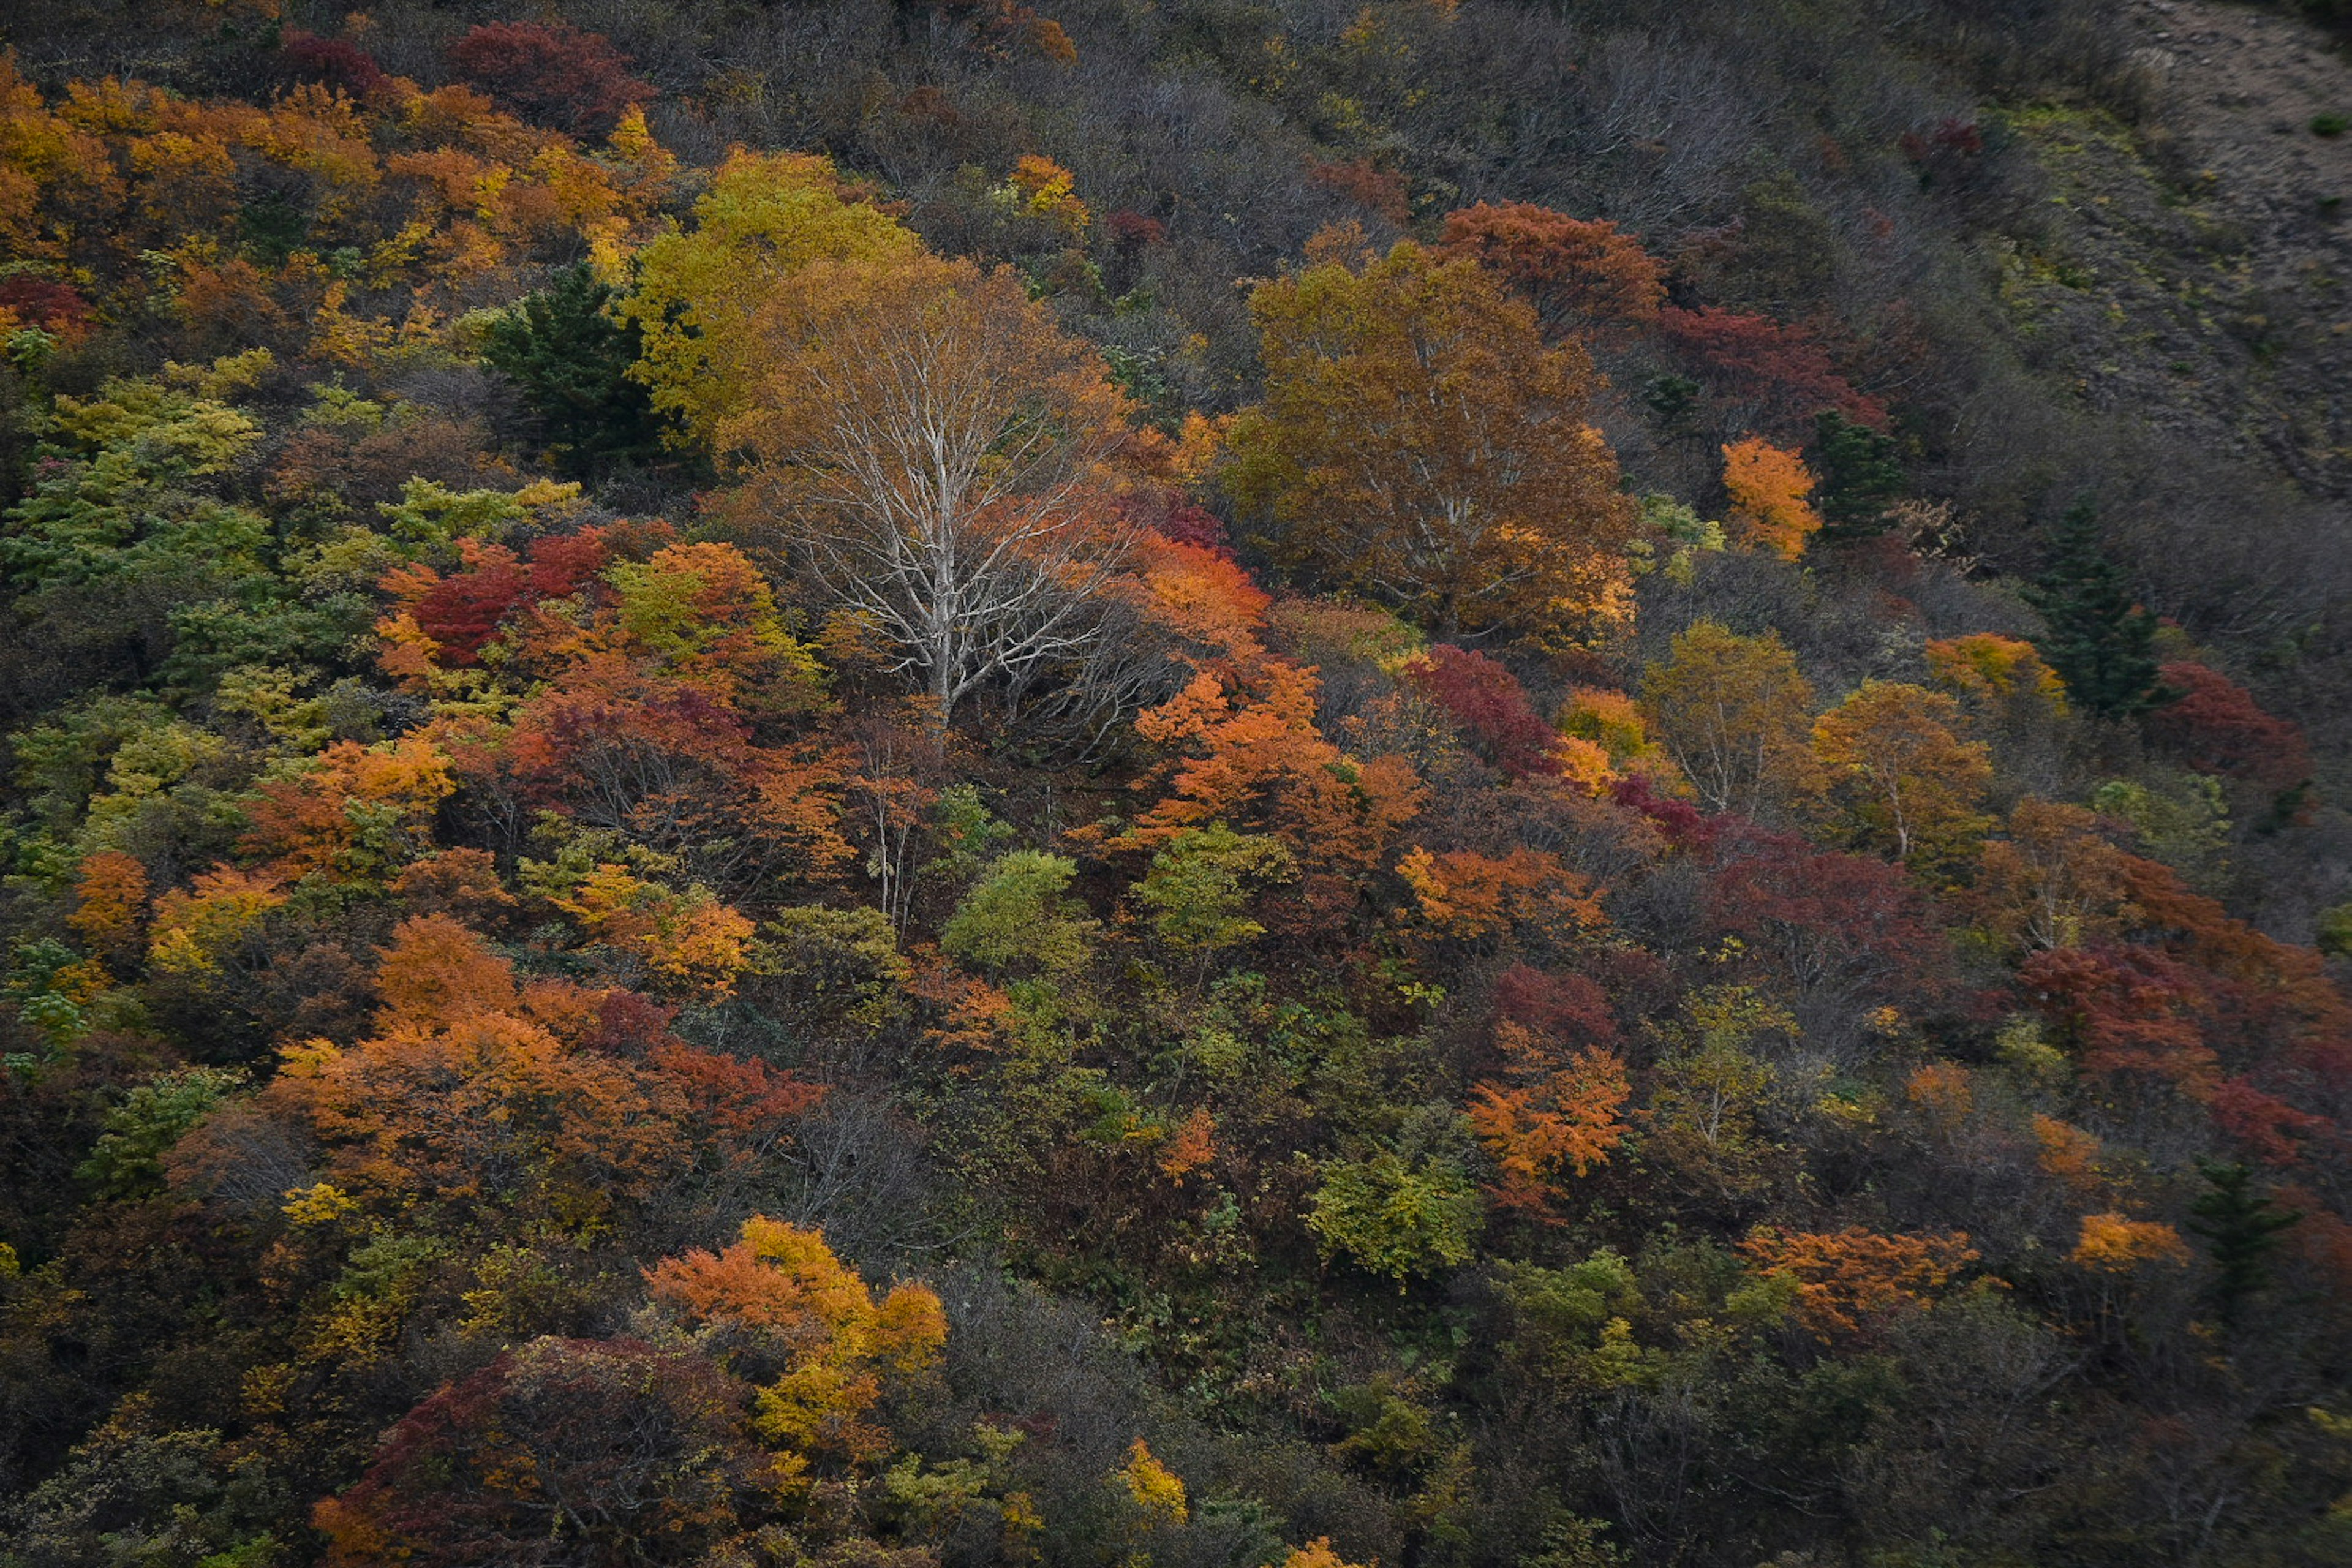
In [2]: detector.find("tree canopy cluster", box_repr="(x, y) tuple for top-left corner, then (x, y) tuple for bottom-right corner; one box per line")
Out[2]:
(0, 6), (2346, 1568)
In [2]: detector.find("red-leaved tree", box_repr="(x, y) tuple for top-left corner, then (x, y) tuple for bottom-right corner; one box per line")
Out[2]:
(449, 22), (652, 136)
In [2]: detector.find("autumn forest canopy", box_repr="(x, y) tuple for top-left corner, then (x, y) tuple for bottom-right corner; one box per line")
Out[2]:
(0, 1), (2348, 1565)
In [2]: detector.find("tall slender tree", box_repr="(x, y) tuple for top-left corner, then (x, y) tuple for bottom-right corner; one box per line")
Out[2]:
(728, 253), (1136, 722)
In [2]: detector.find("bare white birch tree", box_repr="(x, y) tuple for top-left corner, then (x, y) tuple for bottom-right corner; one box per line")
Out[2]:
(726, 255), (1137, 723)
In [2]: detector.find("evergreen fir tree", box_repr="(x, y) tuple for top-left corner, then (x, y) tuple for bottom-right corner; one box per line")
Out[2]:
(2188, 1161), (2302, 1329)
(2024, 500), (2170, 718)
(483, 262), (667, 478)
(1809, 410), (1905, 543)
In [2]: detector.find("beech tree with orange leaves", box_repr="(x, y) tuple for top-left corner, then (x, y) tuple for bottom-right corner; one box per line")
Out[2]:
(202, 914), (822, 1234)
(1739, 1226), (1980, 1341)
(1435, 200), (1666, 336)
(643, 1215), (946, 1461)
(1117, 658), (1425, 876)
(1468, 1017), (1630, 1212)
(1226, 239), (1638, 647)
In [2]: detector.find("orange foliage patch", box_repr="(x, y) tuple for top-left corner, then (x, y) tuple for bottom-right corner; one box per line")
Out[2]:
(2071, 1213), (2191, 1272)
(1398, 845), (1606, 944)
(67, 850), (150, 956)
(1468, 1019), (1630, 1210)
(1125, 660), (1424, 872)
(644, 1216), (944, 1459)
(1740, 1226), (1979, 1340)
(1721, 437), (1823, 560)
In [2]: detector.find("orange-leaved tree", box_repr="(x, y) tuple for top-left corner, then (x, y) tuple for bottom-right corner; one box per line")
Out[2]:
(1740, 1226), (1980, 1341)
(1119, 658), (1425, 877)
(1720, 437), (1823, 560)
(1973, 798), (2132, 952)
(1398, 845), (1607, 948)
(644, 1215), (946, 1461)
(1225, 239), (1638, 648)
(205, 914), (822, 1233)
(1468, 1015), (1630, 1213)
(1434, 200), (1665, 337)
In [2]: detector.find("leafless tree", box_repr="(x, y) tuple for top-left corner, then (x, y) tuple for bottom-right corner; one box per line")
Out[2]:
(731, 254), (1137, 725)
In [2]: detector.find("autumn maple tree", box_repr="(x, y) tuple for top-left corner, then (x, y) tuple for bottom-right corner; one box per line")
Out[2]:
(1434, 200), (1665, 336)
(1467, 970), (1631, 1212)
(1720, 437), (1823, 560)
(1738, 1226), (1980, 1341)
(644, 1215), (946, 1461)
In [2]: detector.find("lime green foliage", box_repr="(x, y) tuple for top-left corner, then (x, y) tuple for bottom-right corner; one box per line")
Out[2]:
(1631, 493), (1724, 584)
(376, 478), (562, 548)
(941, 852), (1099, 982)
(1308, 1136), (1484, 1283)
(925, 784), (1017, 891)
(2092, 774), (2230, 888)
(76, 1066), (243, 1199)
(2, 383), (268, 590)
(1994, 1014), (2071, 1088)
(10, 696), (247, 873)
(1137, 824), (1297, 956)
(760, 904), (911, 1031)
(2319, 902), (2352, 959)
(1644, 988), (1791, 1200)
(1496, 1251), (1648, 1388)
(604, 547), (818, 682)
(622, 150), (921, 448)
(0, 369), (377, 694)
(6, 936), (94, 1046)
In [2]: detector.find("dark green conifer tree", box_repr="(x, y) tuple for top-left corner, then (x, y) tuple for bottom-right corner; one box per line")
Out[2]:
(483, 263), (666, 478)
(2188, 1161), (2301, 1329)
(1809, 410), (1904, 543)
(2024, 500), (2169, 718)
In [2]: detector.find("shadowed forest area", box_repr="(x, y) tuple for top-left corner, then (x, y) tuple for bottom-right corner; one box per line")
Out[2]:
(0, 2), (2348, 1566)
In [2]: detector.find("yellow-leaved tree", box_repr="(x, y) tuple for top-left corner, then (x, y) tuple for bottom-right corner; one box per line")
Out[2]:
(643, 1215), (946, 1463)
(1639, 621), (1817, 818)
(622, 149), (921, 451)
(1809, 681), (1991, 871)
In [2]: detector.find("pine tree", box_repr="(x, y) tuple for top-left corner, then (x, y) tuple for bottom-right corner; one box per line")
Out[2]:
(2024, 501), (2169, 718)
(1809, 410), (1904, 543)
(483, 263), (666, 478)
